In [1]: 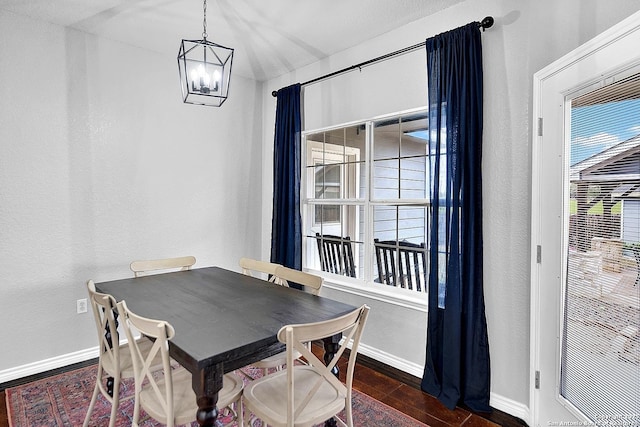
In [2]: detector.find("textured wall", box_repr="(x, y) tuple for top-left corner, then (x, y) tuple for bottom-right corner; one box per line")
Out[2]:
(0, 10), (264, 373)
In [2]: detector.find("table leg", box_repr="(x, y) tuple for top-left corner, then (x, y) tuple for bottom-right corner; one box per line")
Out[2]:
(322, 335), (342, 427)
(192, 364), (222, 427)
(105, 308), (118, 397)
(106, 377), (114, 397)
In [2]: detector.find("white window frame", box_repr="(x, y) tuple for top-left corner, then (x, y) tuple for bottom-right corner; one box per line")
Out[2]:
(301, 107), (430, 307)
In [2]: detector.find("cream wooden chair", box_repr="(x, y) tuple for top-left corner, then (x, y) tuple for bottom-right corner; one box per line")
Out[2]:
(240, 262), (324, 378)
(116, 299), (244, 427)
(243, 304), (370, 427)
(239, 258), (284, 378)
(83, 280), (163, 427)
(274, 265), (323, 296)
(239, 257), (280, 282)
(130, 255), (196, 277)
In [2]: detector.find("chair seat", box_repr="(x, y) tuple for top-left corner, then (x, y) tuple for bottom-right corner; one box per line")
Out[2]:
(101, 337), (160, 378)
(243, 304), (369, 427)
(117, 299), (244, 427)
(139, 367), (244, 426)
(243, 365), (347, 427)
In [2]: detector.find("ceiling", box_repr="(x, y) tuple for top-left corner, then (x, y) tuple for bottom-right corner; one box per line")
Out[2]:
(0, 0), (464, 81)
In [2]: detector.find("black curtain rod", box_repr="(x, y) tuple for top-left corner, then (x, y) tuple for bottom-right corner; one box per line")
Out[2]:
(272, 16), (494, 97)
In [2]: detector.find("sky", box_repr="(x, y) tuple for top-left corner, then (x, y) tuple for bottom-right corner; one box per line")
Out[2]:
(570, 97), (640, 165)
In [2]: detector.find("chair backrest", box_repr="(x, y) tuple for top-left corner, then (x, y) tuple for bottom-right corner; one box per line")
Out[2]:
(274, 265), (323, 296)
(116, 300), (176, 423)
(87, 280), (136, 384)
(130, 256), (196, 277)
(86, 280), (122, 373)
(374, 239), (427, 291)
(278, 304), (370, 422)
(239, 257), (279, 283)
(315, 233), (356, 277)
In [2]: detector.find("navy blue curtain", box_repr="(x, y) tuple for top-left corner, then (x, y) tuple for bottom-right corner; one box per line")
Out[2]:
(420, 23), (491, 412)
(270, 84), (302, 273)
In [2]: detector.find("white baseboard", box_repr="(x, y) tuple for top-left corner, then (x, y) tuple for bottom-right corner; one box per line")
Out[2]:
(0, 346), (99, 384)
(489, 392), (531, 425)
(356, 341), (425, 378)
(356, 342), (531, 425)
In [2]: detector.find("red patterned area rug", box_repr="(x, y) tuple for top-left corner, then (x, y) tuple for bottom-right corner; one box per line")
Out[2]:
(6, 364), (428, 426)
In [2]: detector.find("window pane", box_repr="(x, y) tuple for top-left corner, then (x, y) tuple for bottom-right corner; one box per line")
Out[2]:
(434, 205), (452, 308)
(345, 161), (363, 199)
(373, 156), (428, 200)
(304, 234), (364, 279)
(305, 131), (326, 167)
(398, 205), (428, 244)
(315, 164), (341, 199)
(344, 125), (366, 199)
(372, 205), (428, 292)
(372, 205), (428, 244)
(373, 159), (399, 199)
(373, 113), (429, 201)
(373, 205), (398, 242)
(400, 114), (429, 158)
(315, 205), (341, 223)
(306, 126), (364, 200)
(373, 119), (400, 160)
(305, 204), (363, 278)
(309, 203), (340, 226)
(562, 74), (640, 420)
(400, 157), (428, 199)
(430, 153), (448, 201)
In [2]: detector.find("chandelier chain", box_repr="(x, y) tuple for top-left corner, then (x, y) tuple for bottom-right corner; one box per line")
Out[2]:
(202, 0), (208, 39)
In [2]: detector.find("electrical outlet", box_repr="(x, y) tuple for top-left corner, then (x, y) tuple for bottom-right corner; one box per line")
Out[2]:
(77, 298), (88, 314)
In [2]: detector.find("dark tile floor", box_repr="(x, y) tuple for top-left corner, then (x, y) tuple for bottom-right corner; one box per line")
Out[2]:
(338, 355), (528, 427)
(0, 390), (8, 427)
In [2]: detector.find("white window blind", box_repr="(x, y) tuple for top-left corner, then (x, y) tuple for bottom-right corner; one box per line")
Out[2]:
(562, 72), (640, 423)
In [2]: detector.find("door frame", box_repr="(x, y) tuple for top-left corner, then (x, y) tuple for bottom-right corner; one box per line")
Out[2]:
(530, 11), (640, 427)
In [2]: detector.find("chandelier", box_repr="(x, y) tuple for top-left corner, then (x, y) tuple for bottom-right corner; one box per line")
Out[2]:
(177, 0), (234, 107)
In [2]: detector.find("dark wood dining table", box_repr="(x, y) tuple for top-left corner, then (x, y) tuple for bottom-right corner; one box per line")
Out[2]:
(95, 266), (357, 427)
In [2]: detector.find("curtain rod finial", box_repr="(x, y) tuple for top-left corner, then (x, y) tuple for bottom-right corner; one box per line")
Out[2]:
(479, 16), (494, 31)
(272, 90), (278, 97)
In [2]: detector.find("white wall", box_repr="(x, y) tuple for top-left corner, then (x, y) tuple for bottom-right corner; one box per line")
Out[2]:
(261, 0), (640, 421)
(0, 10), (264, 374)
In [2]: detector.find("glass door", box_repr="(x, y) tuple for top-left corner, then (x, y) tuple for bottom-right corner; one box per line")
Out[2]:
(561, 74), (640, 423)
(532, 12), (640, 427)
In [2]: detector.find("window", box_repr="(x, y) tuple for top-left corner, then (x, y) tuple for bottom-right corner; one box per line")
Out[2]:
(302, 110), (430, 294)
(561, 74), (640, 422)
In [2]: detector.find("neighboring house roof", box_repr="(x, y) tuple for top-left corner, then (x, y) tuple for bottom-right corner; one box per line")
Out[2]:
(612, 182), (640, 199)
(570, 134), (640, 199)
